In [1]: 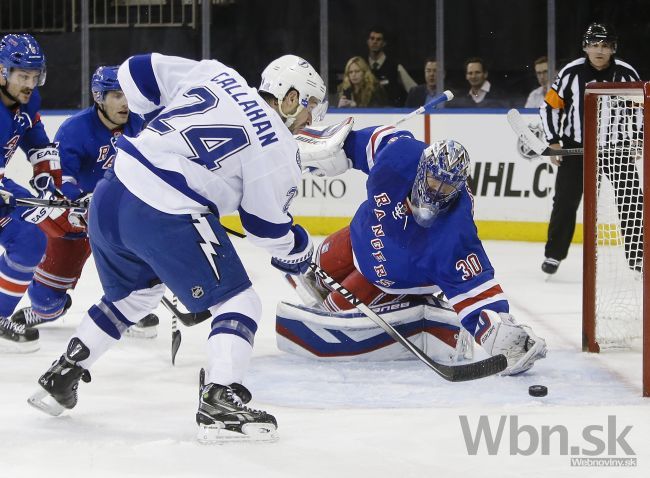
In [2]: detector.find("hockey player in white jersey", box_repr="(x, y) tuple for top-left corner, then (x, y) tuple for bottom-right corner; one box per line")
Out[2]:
(29, 53), (327, 443)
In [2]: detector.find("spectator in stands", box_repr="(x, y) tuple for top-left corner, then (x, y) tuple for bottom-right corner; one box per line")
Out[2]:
(365, 26), (415, 107)
(525, 56), (550, 108)
(337, 56), (388, 108)
(449, 57), (508, 108)
(539, 23), (642, 275)
(405, 57), (439, 108)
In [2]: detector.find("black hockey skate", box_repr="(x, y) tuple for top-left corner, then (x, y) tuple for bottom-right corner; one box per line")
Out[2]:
(27, 337), (92, 416)
(11, 294), (73, 328)
(124, 313), (159, 339)
(195, 369), (277, 443)
(0, 317), (39, 353)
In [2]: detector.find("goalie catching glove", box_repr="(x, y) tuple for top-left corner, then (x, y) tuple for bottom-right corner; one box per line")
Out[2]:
(29, 144), (62, 192)
(21, 192), (87, 239)
(294, 117), (354, 177)
(271, 224), (313, 275)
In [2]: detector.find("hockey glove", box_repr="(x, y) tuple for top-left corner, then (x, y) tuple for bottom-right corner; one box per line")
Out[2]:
(294, 117), (354, 177)
(21, 193), (87, 239)
(29, 144), (62, 192)
(0, 187), (16, 218)
(271, 224), (314, 275)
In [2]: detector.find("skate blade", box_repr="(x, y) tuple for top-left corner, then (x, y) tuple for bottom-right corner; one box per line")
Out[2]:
(27, 388), (66, 417)
(124, 326), (158, 339)
(197, 423), (279, 444)
(0, 339), (40, 354)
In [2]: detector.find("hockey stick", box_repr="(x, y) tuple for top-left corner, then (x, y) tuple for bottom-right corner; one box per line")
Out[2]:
(392, 90), (454, 127)
(15, 196), (91, 209)
(161, 296), (211, 327)
(308, 263), (507, 381)
(507, 109), (583, 157)
(170, 295), (182, 366)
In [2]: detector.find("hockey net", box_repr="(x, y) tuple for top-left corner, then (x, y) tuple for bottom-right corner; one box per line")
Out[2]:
(582, 81), (650, 397)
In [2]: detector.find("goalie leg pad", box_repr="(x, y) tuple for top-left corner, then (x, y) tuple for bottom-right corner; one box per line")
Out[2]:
(276, 298), (467, 363)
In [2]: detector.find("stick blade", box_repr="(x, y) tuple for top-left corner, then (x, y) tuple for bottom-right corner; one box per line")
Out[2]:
(435, 354), (508, 382)
(171, 329), (182, 366)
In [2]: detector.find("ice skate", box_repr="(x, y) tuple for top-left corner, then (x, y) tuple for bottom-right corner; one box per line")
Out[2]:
(11, 294), (73, 328)
(124, 313), (159, 339)
(195, 369), (278, 443)
(28, 337), (91, 416)
(0, 317), (39, 353)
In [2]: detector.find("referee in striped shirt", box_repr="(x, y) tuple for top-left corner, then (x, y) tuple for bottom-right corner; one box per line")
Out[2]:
(539, 23), (641, 274)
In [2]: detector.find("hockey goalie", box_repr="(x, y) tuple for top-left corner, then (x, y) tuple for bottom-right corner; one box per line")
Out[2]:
(276, 118), (548, 375)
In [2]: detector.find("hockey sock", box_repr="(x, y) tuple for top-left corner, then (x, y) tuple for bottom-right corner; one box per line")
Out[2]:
(0, 254), (35, 317)
(206, 287), (261, 385)
(71, 314), (118, 369)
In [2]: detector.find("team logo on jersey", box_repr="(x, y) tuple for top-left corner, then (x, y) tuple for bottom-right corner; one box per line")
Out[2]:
(191, 286), (204, 299)
(3, 134), (20, 160)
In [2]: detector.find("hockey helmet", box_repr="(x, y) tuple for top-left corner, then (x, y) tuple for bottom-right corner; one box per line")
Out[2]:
(409, 139), (470, 228)
(259, 55), (328, 126)
(0, 34), (47, 86)
(582, 23), (617, 53)
(91, 65), (121, 102)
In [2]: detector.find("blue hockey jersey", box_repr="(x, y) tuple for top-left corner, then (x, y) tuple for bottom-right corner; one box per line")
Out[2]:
(56, 106), (144, 200)
(343, 126), (509, 335)
(0, 88), (50, 223)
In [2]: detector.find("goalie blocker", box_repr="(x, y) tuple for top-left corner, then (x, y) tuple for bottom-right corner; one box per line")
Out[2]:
(276, 296), (475, 364)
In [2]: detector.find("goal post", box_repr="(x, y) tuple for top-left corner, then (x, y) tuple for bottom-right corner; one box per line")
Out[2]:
(582, 81), (650, 397)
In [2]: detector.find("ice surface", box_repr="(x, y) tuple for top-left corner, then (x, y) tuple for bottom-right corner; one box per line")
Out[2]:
(1, 239), (648, 478)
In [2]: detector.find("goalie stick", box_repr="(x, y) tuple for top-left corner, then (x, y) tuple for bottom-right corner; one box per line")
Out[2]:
(507, 109), (583, 157)
(308, 263), (507, 382)
(392, 90), (454, 127)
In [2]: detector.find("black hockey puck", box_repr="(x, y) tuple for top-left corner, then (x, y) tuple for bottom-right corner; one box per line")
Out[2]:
(529, 385), (548, 397)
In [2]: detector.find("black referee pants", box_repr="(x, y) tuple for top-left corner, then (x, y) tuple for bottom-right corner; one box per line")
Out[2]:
(545, 154), (644, 268)
(545, 155), (583, 261)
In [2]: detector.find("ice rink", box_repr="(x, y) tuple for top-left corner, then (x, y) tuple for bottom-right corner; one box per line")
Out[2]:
(1, 238), (648, 478)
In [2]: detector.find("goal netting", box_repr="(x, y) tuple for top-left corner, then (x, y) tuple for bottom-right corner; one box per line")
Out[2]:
(582, 82), (649, 397)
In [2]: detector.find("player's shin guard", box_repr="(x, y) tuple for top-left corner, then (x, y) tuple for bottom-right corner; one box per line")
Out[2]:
(28, 337), (92, 416)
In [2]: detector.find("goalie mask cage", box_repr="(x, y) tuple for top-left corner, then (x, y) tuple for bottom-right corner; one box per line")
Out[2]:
(583, 81), (650, 397)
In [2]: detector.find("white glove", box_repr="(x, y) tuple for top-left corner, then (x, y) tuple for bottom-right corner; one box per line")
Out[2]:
(294, 117), (354, 177)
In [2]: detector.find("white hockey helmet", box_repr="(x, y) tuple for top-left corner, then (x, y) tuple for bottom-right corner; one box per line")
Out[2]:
(260, 55), (328, 126)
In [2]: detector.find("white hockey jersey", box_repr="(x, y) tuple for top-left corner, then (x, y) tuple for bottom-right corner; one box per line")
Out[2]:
(114, 53), (301, 257)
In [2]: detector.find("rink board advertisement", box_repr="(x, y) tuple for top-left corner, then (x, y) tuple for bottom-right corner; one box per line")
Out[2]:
(6, 110), (578, 242)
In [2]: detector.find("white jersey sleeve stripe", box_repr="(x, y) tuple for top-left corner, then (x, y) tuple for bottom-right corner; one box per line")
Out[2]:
(238, 206), (292, 239)
(118, 56), (161, 116)
(126, 54), (161, 107)
(365, 126), (395, 171)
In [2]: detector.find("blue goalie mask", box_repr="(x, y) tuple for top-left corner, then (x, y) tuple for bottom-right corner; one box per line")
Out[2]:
(409, 139), (470, 228)
(0, 34), (47, 87)
(91, 65), (121, 102)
